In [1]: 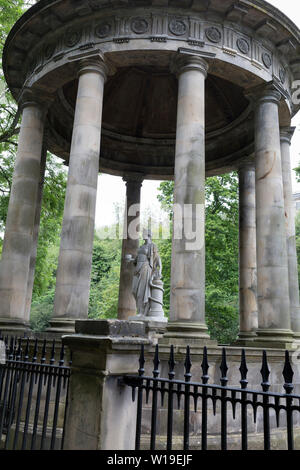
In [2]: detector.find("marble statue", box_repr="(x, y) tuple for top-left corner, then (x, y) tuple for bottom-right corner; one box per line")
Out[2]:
(125, 229), (166, 322)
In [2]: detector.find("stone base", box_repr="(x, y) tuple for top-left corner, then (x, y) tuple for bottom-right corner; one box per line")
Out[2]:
(74, 319), (146, 337)
(129, 314), (167, 323)
(248, 328), (296, 350)
(161, 322), (217, 348)
(46, 318), (76, 335)
(0, 317), (31, 336)
(233, 331), (257, 346)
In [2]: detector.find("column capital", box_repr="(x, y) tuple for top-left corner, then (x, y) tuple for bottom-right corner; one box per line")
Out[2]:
(280, 126), (296, 145)
(122, 173), (144, 187)
(245, 80), (287, 106)
(69, 50), (114, 82)
(170, 51), (210, 78)
(238, 161), (256, 173)
(17, 87), (54, 112)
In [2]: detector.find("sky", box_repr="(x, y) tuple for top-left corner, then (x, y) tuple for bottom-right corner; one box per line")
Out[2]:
(95, 0), (300, 230)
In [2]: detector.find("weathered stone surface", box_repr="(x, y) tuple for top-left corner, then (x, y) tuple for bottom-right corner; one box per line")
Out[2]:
(0, 101), (46, 328)
(237, 163), (258, 341)
(118, 175), (143, 320)
(167, 53), (209, 340)
(251, 86), (293, 347)
(280, 127), (300, 337)
(51, 58), (107, 329)
(75, 319), (146, 337)
(62, 322), (150, 450)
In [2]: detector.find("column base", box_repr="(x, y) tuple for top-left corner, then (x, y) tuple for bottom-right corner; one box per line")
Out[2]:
(46, 318), (76, 335)
(247, 328), (295, 350)
(128, 314), (168, 324)
(233, 331), (257, 346)
(0, 317), (31, 336)
(161, 322), (217, 347)
(291, 331), (300, 348)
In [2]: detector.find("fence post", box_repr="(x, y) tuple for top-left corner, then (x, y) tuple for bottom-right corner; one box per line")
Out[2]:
(62, 320), (149, 450)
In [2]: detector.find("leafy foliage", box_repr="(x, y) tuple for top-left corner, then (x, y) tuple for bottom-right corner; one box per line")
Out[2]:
(157, 174), (239, 344)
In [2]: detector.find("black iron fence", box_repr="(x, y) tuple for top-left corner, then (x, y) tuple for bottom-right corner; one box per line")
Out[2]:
(124, 345), (300, 451)
(0, 335), (71, 450)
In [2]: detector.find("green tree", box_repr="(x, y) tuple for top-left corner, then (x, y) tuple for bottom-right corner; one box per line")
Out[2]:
(157, 174), (239, 344)
(0, 1), (67, 330)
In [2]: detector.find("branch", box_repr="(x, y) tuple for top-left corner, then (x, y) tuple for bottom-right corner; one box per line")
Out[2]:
(0, 108), (21, 143)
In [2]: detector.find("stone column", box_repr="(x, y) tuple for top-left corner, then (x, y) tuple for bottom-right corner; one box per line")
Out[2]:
(118, 175), (143, 320)
(50, 57), (108, 333)
(0, 90), (48, 333)
(280, 127), (300, 338)
(164, 54), (210, 341)
(24, 144), (47, 321)
(251, 84), (293, 348)
(237, 163), (258, 342)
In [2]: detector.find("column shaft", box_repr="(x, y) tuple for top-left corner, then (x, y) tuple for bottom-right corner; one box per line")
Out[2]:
(166, 55), (209, 340)
(51, 59), (107, 331)
(280, 127), (300, 336)
(254, 87), (293, 346)
(118, 176), (143, 320)
(24, 144), (47, 322)
(238, 164), (258, 340)
(0, 97), (46, 331)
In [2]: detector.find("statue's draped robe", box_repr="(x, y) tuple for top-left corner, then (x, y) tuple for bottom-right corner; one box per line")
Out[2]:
(132, 243), (155, 316)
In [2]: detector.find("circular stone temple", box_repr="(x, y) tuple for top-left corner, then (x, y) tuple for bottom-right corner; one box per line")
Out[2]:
(0, 0), (300, 348)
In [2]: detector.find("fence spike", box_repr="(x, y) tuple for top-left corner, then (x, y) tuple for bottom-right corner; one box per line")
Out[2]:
(212, 388), (217, 415)
(50, 340), (56, 364)
(59, 344), (65, 365)
(239, 349), (248, 389)
(260, 351), (270, 392)
(252, 393), (258, 423)
(283, 350), (294, 395)
(160, 381), (165, 407)
(9, 337), (14, 357)
(41, 340), (46, 363)
(184, 346), (192, 382)
(16, 337), (22, 360)
(24, 338), (31, 381)
(193, 385), (198, 412)
(220, 348), (228, 387)
(139, 344), (145, 376)
(201, 346), (209, 384)
(145, 379), (151, 404)
(32, 339), (38, 362)
(274, 396), (281, 427)
(231, 390), (237, 419)
(177, 383), (182, 410)
(168, 345), (175, 380)
(153, 344), (160, 378)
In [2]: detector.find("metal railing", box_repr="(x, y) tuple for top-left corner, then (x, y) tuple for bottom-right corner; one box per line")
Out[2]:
(0, 335), (71, 450)
(124, 345), (300, 451)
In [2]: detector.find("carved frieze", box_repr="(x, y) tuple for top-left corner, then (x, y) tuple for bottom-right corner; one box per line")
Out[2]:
(279, 67), (286, 84)
(262, 52), (272, 69)
(95, 22), (112, 38)
(25, 10), (287, 97)
(205, 26), (222, 43)
(237, 37), (250, 55)
(169, 18), (187, 36)
(131, 17), (150, 34)
(65, 28), (82, 48)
